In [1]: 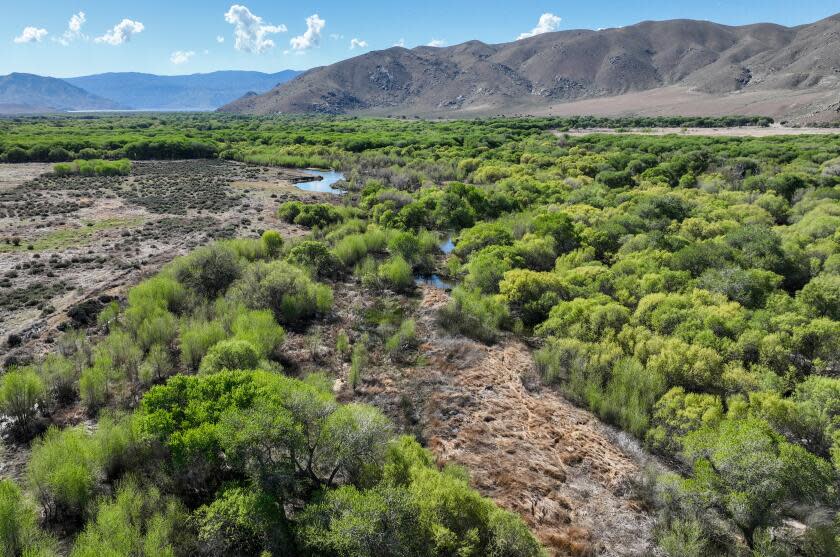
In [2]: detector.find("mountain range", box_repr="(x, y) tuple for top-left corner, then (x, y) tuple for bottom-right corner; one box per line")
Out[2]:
(65, 71), (301, 111)
(0, 70), (302, 114)
(0, 73), (121, 113)
(220, 13), (840, 123)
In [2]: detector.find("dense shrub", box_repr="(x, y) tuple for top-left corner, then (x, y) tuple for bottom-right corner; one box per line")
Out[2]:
(277, 201), (343, 228)
(0, 479), (56, 556)
(439, 287), (509, 344)
(28, 427), (100, 521)
(228, 261), (333, 326)
(172, 244), (242, 300)
(0, 367), (46, 432)
(199, 340), (262, 374)
(70, 480), (185, 557)
(53, 159), (131, 177)
(286, 240), (341, 278)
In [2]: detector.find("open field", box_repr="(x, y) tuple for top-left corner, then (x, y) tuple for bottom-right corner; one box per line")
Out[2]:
(0, 160), (341, 359)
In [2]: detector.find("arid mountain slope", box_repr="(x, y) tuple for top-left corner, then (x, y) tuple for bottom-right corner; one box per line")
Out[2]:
(220, 14), (840, 122)
(0, 73), (121, 112)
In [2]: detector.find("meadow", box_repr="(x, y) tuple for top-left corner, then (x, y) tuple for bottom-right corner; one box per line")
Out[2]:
(1, 114), (839, 556)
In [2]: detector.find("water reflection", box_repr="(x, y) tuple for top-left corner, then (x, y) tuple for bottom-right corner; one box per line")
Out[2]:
(439, 236), (455, 254)
(295, 170), (346, 194)
(414, 274), (455, 290)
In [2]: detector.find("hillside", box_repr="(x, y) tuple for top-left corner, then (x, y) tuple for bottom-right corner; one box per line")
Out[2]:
(65, 70), (302, 111)
(220, 14), (840, 122)
(0, 73), (121, 112)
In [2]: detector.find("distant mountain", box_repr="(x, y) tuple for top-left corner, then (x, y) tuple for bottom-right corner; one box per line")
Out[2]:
(0, 73), (121, 113)
(220, 14), (840, 123)
(65, 70), (302, 111)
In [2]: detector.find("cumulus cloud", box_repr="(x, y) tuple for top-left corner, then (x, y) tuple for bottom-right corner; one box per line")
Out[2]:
(14, 26), (48, 44)
(224, 4), (286, 53)
(394, 38), (406, 47)
(349, 38), (367, 50)
(517, 13), (561, 40)
(290, 14), (325, 51)
(170, 50), (196, 64)
(55, 12), (87, 46)
(95, 19), (144, 45)
(427, 38), (446, 47)
(216, 35), (225, 43)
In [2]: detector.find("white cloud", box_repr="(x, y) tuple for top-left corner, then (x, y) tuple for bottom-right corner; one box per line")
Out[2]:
(224, 4), (286, 53)
(95, 19), (144, 45)
(14, 26), (48, 44)
(427, 38), (446, 47)
(216, 35), (225, 43)
(349, 38), (367, 50)
(55, 12), (87, 46)
(517, 13), (561, 40)
(329, 33), (344, 40)
(394, 38), (406, 47)
(170, 50), (196, 64)
(290, 14), (325, 51)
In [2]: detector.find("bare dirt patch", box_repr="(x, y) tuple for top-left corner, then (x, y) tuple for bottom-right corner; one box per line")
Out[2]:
(337, 286), (656, 556)
(0, 160), (332, 363)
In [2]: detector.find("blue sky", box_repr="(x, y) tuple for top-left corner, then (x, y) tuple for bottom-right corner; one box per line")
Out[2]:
(2, 1), (838, 77)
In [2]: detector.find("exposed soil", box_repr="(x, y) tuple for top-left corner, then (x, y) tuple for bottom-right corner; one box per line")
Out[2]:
(338, 286), (657, 556)
(0, 160), (342, 363)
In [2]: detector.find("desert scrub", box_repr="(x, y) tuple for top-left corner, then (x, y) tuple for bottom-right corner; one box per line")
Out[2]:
(0, 218), (145, 253)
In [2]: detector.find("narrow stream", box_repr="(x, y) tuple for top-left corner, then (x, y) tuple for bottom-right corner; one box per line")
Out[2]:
(414, 235), (457, 290)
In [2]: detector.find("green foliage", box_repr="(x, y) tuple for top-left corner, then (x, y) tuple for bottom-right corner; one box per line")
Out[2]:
(335, 329), (351, 360)
(286, 240), (340, 278)
(260, 230), (283, 258)
(277, 201), (343, 228)
(385, 319), (418, 361)
(228, 260), (333, 326)
(27, 426), (99, 521)
(193, 486), (283, 556)
(0, 479), (57, 557)
(180, 318), (227, 370)
(299, 436), (542, 557)
(798, 274), (840, 320)
(79, 363), (109, 414)
(70, 479), (184, 557)
(0, 367), (46, 431)
(53, 159), (131, 177)
(498, 269), (567, 326)
(231, 308), (285, 358)
(171, 243), (241, 300)
(681, 416), (834, 545)
(378, 255), (414, 292)
(350, 338), (367, 391)
(439, 287), (509, 344)
(199, 339), (262, 374)
(40, 353), (79, 405)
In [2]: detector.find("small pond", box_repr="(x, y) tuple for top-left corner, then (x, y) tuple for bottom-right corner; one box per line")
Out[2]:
(295, 169), (346, 194)
(414, 274), (456, 290)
